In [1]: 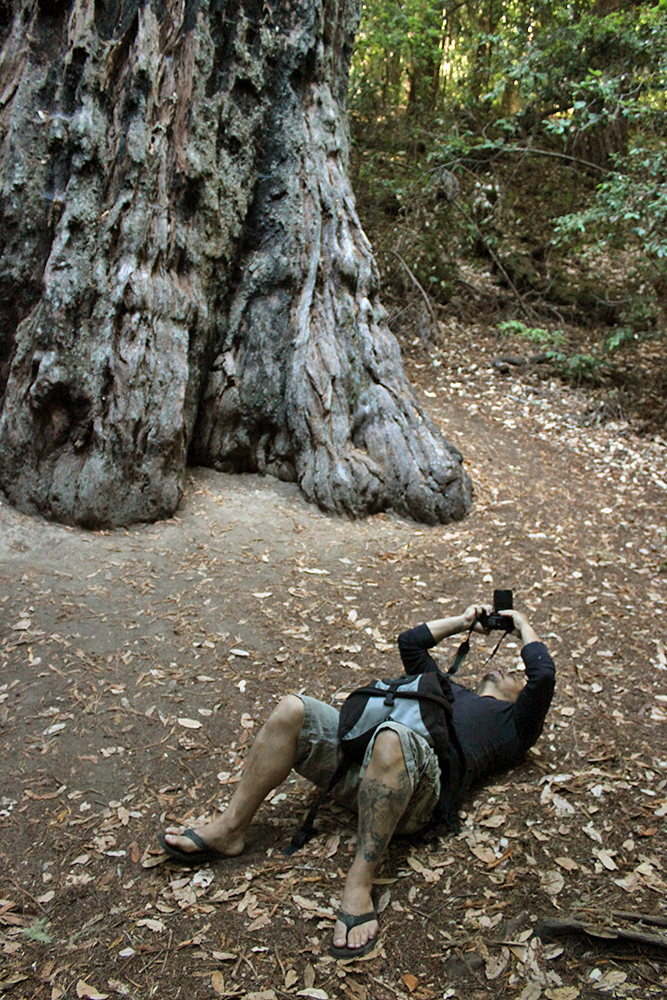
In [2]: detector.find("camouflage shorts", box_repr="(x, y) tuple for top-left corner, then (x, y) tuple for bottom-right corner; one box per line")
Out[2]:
(293, 694), (441, 835)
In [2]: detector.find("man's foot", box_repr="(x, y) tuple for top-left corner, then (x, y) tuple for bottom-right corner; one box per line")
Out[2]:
(331, 880), (379, 956)
(331, 865), (380, 953)
(159, 820), (245, 864)
(330, 909), (379, 960)
(157, 829), (228, 865)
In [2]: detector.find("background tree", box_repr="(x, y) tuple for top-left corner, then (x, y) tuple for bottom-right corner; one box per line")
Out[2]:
(349, 0), (667, 420)
(0, 0), (472, 528)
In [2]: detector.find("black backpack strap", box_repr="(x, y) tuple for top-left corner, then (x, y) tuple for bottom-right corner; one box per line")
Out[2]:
(353, 686), (453, 711)
(283, 754), (351, 856)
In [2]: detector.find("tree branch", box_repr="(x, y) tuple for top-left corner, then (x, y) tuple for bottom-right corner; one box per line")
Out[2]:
(389, 250), (440, 332)
(451, 200), (539, 321)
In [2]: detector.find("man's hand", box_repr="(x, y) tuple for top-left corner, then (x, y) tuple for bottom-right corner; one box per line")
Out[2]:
(424, 604), (541, 651)
(426, 604), (492, 642)
(499, 609), (540, 645)
(462, 604), (493, 634)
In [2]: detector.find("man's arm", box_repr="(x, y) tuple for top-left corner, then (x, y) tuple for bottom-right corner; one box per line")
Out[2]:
(397, 604), (490, 674)
(499, 608), (540, 645)
(425, 604), (491, 642)
(504, 610), (556, 750)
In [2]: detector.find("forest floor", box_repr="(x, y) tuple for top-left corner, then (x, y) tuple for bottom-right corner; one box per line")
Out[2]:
(1, 318), (667, 1000)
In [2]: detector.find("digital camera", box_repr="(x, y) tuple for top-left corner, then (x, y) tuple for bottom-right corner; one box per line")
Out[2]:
(479, 589), (514, 632)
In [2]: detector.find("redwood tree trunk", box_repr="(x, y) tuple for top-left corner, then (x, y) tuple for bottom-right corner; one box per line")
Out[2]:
(0, 0), (471, 528)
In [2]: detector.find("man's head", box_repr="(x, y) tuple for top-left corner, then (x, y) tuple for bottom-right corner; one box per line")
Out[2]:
(476, 669), (525, 703)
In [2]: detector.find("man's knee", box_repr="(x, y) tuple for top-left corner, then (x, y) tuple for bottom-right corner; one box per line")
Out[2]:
(369, 728), (407, 773)
(266, 694), (305, 737)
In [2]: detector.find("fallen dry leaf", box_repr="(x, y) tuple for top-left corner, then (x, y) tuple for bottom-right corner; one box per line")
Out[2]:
(377, 889), (391, 913)
(246, 914), (271, 931)
(406, 856), (440, 882)
(323, 833), (340, 858)
(136, 918), (165, 932)
(292, 894), (318, 911)
(401, 974), (419, 993)
(582, 823), (603, 843)
(555, 856), (579, 872)
(76, 982), (109, 1000)
(595, 849), (618, 871)
(593, 970), (627, 991)
(518, 984), (542, 1000)
(105, 983), (129, 997)
(485, 950), (509, 980)
(470, 845), (498, 866)
(543, 943), (565, 960)
(540, 870), (565, 896)
(480, 813), (506, 828)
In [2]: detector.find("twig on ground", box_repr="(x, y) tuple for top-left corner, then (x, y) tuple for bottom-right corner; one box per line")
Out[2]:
(536, 915), (667, 952)
(613, 911), (667, 930)
(5, 874), (46, 914)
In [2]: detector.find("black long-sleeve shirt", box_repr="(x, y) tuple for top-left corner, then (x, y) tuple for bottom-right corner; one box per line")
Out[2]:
(398, 623), (556, 790)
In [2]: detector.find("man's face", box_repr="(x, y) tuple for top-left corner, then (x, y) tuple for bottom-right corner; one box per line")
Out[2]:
(476, 669), (525, 703)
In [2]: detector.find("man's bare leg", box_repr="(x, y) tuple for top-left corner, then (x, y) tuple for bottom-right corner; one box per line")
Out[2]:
(163, 694), (305, 856)
(332, 729), (412, 952)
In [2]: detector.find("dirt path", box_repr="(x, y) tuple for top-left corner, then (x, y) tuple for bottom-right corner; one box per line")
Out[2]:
(1, 327), (666, 1000)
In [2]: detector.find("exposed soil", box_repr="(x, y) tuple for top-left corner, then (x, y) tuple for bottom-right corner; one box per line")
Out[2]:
(1, 323), (667, 1000)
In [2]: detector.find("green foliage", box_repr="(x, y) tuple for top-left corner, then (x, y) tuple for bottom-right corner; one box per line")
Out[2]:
(606, 291), (661, 353)
(350, 0), (451, 112)
(352, 2), (667, 120)
(21, 917), (53, 943)
(556, 147), (667, 261)
(508, 7), (667, 120)
(606, 326), (637, 353)
(497, 321), (566, 347)
(349, 0), (667, 377)
(546, 351), (605, 385)
(555, 145), (667, 350)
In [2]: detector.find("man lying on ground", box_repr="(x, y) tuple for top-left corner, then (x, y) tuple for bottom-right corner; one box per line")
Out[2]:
(158, 603), (556, 959)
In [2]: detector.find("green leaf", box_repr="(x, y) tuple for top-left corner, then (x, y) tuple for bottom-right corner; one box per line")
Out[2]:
(21, 918), (54, 944)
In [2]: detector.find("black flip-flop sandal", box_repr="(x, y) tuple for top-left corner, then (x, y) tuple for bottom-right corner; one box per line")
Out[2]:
(329, 909), (379, 960)
(157, 828), (227, 865)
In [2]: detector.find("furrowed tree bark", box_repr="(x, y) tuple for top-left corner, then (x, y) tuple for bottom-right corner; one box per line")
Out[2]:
(0, 0), (472, 528)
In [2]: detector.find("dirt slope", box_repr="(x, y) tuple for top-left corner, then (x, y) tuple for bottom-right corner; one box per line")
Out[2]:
(1, 326), (666, 1000)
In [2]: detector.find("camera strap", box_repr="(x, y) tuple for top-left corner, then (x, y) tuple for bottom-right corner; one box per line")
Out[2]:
(481, 630), (508, 667)
(447, 621), (508, 676)
(448, 623), (475, 675)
